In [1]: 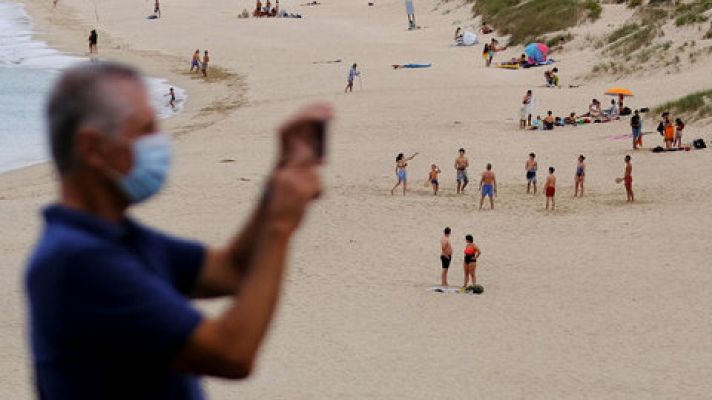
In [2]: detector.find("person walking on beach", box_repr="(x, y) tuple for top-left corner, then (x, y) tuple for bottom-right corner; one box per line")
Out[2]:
(463, 235), (480, 288)
(202, 50), (210, 77)
(454, 148), (469, 194)
(88, 29), (98, 55)
(428, 164), (441, 195)
(631, 109), (642, 150)
(440, 227), (453, 287)
(525, 152), (538, 194)
(574, 155), (585, 198)
(25, 62), (330, 398)
(165, 87), (176, 110)
(545, 166), (556, 210)
(478, 163), (497, 210)
(154, 0), (161, 17)
(344, 63), (360, 93)
(619, 155), (634, 202)
(190, 49), (201, 72)
(391, 152), (418, 195)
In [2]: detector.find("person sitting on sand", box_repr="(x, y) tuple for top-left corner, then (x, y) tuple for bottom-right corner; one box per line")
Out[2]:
(480, 23), (493, 34)
(391, 152), (418, 196)
(574, 155), (585, 198)
(674, 118), (685, 148)
(428, 164), (441, 195)
(564, 112), (577, 126)
(254, 0), (263, 16)
(525, 153), (538, 194)
(545, 166), (556, 210)
(478, 163), (497, 210)
(543, 111), (555, 130)
(454, 27), (463, 42)
(264, 0), (272, 14)
(440, 227), (453, 287)
(604, 99), (619, 119)
(581, 99), (602, 119)
(545, 68), (559, 87)
(531, 115), (543, 131)
(462, 235), (481, 288)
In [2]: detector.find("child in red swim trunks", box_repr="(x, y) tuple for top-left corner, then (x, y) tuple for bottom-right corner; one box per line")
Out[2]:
(545, 166), (556, 210)
(621, 155), (634, 202)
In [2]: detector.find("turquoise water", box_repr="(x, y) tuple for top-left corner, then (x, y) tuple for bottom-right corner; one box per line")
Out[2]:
(0, 1), (185, 173)
(0, 66), (56, 172)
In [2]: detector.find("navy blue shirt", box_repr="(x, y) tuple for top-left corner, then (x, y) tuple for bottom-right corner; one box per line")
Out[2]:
(26, 205), (206, 400)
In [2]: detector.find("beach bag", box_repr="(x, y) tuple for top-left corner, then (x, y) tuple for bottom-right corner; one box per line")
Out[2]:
(652, 146), (664, 153)
(621, 107), (632, 116)
(639, 107), (650, 113)
(657, 122), (664, 136)
(693, 138), (707, 149)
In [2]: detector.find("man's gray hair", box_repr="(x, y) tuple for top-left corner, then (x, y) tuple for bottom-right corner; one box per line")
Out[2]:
(47, 62), (143, 173)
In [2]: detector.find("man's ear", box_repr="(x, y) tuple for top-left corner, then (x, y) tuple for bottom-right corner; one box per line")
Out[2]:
(74, 128), (106, 172)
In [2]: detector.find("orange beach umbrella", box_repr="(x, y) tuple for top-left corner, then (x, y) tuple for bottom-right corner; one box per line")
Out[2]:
(605, 87), (634, 97)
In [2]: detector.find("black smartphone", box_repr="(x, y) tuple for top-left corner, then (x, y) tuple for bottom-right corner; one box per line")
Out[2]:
(311, 120), (326, 160)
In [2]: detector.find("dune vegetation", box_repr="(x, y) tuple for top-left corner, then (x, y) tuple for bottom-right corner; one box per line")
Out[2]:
(653, 89), (712, 123)
(467, 0), (601, 45)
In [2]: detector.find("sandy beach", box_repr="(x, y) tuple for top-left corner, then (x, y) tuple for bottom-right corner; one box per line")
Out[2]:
(2, 0), (712, 398)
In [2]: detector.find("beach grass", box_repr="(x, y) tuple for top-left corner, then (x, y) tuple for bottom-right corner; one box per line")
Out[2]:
(469, 0), (601, 44)
(653, 89), (712, 122)
(674, 0), (712, 26)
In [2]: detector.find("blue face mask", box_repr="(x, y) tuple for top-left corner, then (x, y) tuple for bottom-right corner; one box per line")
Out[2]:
(116, 132), (171, 203)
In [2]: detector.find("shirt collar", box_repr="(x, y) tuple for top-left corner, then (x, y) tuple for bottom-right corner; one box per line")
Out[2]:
(43, 204), (136, 240)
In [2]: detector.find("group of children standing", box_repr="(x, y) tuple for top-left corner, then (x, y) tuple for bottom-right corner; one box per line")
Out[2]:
(392, 150), (635, 210)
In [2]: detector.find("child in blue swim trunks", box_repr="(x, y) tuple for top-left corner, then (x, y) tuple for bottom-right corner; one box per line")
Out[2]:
(525, 152), (538, 194)
(390, 152), (418, 196)
(479, 163), (497, 210)
(428, 164), (441, 196)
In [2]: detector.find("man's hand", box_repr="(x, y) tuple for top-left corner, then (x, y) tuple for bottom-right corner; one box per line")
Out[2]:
(267, 103), (333, 234)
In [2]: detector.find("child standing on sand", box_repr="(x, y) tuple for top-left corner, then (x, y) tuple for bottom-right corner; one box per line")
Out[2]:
(345, 63), (360, 93)
(525, 153), (538, 194)
(574, 155), (585, 198)
(440, 227), (452, 287)
(202, 50), (210, 77)
(619, 155), (634, 202)
(545, 166), (556, 210)
(674, 118), (685, 148)
(428, 164), (441, 195)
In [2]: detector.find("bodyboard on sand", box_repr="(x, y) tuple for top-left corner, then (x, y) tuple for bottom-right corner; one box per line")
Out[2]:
(393, 63), (432, 69)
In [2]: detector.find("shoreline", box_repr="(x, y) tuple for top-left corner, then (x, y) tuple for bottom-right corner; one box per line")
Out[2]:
(1, 0), (246, 178)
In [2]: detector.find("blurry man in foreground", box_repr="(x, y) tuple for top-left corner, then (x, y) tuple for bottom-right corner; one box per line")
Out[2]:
(25, 62), (331, 399)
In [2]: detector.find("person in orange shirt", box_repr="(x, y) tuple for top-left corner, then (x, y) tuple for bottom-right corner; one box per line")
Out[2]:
(462, 235), (481, 288)
(663, 113), (675, 149)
